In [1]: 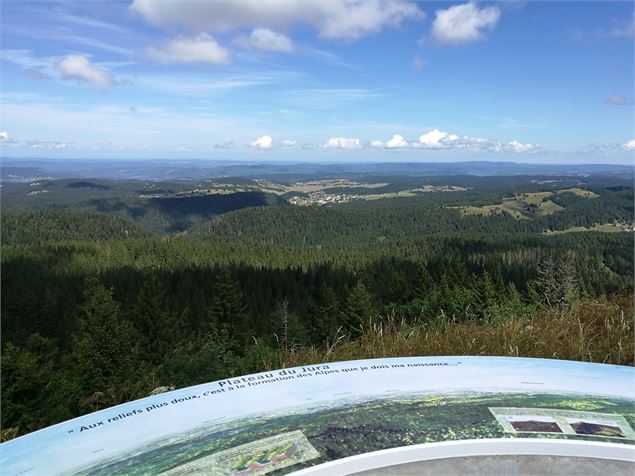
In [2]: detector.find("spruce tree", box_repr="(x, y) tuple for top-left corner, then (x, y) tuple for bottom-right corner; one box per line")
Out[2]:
(70, 279), (138, 409)
(208, 271), (249, 347)
(132, 276), (179, 365)
(340, 282), (375, 337)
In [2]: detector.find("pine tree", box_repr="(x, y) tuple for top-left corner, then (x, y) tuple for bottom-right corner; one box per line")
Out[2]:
(132, 276), (179, 365)
(340, 282), (375, 337)
(208, 271), (249, 347)
(1, 334), (69, 435)
(477, 271), (498, 320)
(70, 279), (138, 408)
(316, 285), (339, 341)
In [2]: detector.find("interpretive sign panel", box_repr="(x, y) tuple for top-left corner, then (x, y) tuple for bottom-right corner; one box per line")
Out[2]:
(1, 357), (633, 475)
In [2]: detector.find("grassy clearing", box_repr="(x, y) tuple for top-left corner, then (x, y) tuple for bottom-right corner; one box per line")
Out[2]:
(361, 191), (418, 200)
(564, 187), (599, 198)
(454, 188), (595, 220)
(455, 203), (529, 219)
(516, 191), (554, 204)
(545, 223), (628, 234)
(258, 180), (390, 194)
(536, 200), (563, 214)
(261, 295), (634, 370)
(361, 186), (469, 201)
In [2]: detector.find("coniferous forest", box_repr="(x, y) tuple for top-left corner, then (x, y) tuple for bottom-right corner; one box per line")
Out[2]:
(1, 169), (633, 440)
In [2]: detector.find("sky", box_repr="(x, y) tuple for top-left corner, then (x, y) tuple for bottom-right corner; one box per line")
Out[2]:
(0, 0), (634, 163)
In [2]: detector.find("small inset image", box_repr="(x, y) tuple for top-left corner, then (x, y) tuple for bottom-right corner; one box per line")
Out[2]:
(506, 415), (562, 433)
(161, 430), (319, 475)
(490, 407), (635, 441)
(567, 418), (626, 438)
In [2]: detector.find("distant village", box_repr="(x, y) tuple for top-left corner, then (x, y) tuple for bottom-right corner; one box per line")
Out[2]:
(288, 191), (362, 205)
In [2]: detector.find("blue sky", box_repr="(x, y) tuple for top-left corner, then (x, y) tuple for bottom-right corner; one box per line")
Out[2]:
(0, 0), (634, 163)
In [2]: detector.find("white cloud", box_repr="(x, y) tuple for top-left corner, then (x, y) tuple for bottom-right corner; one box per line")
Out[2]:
(251, 135), (273, 149)
(24, 140), (72, 150)
(431, 2), (500, 45)
(623, 139), (635, 150)
(386, 134), (409, 148)
(0, 131), (8, 141)
(130, 0), (424, 41)
(508, 140), (534, 153)
(234, 28), (294, 52)
(280, 139), (298, 147)
(147, 34), (230, 65)
(417, 129), (458, 148)
(318, 0), (424, 40)
(321, 137), (362, 149)
(56, 54), (114, 89)
(408, 129), (535, 153)
(372, 134), (408, 148)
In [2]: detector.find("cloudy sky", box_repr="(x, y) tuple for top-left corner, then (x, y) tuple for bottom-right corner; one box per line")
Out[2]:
(0, 0), (633, 162)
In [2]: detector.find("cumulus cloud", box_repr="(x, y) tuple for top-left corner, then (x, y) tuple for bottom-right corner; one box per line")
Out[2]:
(234, 28), (294, 52)
(431, 2), (500, 45)
(130, 0), (424, 41)
(321, 137), (362, 149)
(147, 34), (230, 65)
(368, 129), (536, 153)
(251, 135), (273, 149)
(507, 140), (535, 153)
(370, 130), (536, 153)
(417, 129), (459, 148)
(371, 134), (408, 148)
(318, 0), (424, 40)
(387, 134), (409, 148)
(56, 54), (114, 89)
(280, 139), (298, 147)
(0, 131), (8, 141)
(623, 139), (635, 150)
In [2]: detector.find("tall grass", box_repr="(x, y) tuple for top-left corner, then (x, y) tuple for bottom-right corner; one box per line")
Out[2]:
(260, 295), (634, 370)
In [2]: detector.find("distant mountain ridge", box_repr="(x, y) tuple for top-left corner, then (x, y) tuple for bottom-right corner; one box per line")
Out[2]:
(2, 159), (632, 183)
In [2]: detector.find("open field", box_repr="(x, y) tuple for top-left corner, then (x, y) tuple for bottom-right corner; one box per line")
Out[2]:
(564, 188), (599, 198)
(544, 223), (634, 235)
(256, 179), (390, 194)
(453, 188), (597, 220)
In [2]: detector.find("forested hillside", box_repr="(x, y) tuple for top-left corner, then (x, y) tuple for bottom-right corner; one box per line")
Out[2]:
(1, 211), (150, 244)
(1, 174), (633, 440)
(192, 187), (633, 244)
(1, 179), (286, 234)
